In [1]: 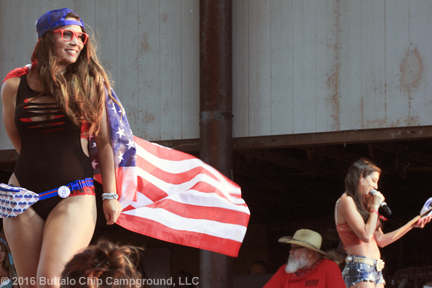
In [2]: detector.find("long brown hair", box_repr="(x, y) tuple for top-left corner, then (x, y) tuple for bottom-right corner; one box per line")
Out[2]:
(29, 12), (114, 137)
(345, 158), (382, 223)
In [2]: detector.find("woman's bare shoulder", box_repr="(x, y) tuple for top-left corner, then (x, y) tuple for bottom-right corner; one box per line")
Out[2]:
(1, 77), (21, 103)
(338, 194), (356, 207)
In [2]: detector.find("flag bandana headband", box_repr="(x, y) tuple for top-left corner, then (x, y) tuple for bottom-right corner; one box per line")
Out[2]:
(0, 178), (94, 218)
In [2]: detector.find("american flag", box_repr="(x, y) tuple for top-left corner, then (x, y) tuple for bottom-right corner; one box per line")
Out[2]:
(4, 66), (250, 257)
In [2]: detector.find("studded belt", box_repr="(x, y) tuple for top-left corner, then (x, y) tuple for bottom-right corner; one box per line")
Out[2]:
(346, 255), (385, 272)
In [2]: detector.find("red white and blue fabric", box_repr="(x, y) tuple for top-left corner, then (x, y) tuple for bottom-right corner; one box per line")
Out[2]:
(0, 184), (38, 218)
(3, 65), (250, 257)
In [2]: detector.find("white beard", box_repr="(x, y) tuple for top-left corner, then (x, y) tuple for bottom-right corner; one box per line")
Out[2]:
(285, 253), (309, 273)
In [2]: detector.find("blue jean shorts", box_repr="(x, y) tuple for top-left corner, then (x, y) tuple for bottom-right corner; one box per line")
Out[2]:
(342, 255), (386, 287)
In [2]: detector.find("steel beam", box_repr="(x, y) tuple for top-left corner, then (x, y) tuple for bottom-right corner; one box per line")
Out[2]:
(199, 0), (233, 287)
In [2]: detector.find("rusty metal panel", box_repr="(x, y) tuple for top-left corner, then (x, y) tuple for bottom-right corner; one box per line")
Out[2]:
(159, 1), (183, 140)
(292, 0), (316, 134)
(181, 0), (200, 139)
(0, 2), (13, 150)
(269, 0), (294, 135)
(386, 0), (410, 127)
(232, 0), (249, 137)
(2, 0), (432, 150)
(248, 0), (272, 137)
(93, 0), (118, 80)
(361, 0), (386, 129)
(315, 0), (340, 132)
(110, 0), (199, 141)
(115, 0), (141, 139)
(137, 0), (162, 140)
(408, 0), (432, 126)
(232, 0), (432, 138)
(0, 1), (50, 150)
(338, 0), (363, 131)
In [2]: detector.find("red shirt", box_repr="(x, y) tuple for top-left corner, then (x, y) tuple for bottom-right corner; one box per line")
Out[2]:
(263, 259), (346, 288)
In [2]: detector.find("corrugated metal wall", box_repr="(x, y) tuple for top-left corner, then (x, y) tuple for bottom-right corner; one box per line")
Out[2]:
(1, 0), (432, 150)
(233, 0), (432, 138)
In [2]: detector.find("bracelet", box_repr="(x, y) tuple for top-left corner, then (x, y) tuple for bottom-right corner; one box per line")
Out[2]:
(370, 209), (379, 216)
(370, 209), (387, 221)
(102, 193), (119, 201)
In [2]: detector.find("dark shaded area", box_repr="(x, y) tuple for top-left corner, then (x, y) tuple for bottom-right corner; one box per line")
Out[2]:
(234, 139), (432, 282)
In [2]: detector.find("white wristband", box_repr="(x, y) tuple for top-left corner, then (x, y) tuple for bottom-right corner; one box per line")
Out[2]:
(102, 193), (118, 201)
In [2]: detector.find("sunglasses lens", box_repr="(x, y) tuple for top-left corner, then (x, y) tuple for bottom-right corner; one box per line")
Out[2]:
(78, 33), (88, 44)
(62, 31), (74, 41)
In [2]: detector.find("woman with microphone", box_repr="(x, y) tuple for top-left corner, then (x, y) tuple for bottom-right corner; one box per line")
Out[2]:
(335, 158), (431, 288)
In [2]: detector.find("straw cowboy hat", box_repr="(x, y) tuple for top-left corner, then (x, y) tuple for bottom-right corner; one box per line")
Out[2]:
(278, 229), (326, 256)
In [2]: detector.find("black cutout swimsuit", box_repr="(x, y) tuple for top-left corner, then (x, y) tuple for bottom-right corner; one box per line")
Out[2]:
(13, 75), (93, 220)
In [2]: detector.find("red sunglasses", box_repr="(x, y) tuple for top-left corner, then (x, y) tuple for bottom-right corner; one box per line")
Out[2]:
(52, 29), (89, 44)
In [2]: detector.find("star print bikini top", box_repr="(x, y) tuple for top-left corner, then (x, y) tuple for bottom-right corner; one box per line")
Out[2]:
(13, 74), (93, 197)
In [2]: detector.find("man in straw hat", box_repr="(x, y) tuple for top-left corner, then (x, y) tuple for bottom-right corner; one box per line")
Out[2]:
(264, 229), (345, 287)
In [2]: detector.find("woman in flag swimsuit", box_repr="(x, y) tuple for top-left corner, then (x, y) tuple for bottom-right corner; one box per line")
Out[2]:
(335, 158), (431, 288)
(1, 8), (122, 287)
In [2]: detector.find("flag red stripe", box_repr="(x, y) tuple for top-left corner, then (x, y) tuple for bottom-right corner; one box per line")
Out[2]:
(117, 213), (242, 257)
(136, 176), (169, 203)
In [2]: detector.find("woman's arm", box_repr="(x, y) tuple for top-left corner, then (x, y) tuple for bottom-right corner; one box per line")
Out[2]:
(1, 78), (21, 153)
(374, 214), (432, 247)
(94, 98), (122, 225)
(338, 195), (380, 242)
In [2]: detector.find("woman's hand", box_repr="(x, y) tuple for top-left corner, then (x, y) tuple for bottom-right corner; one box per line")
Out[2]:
(103, 199), (123, 225)
(415, 214), (432, 228)
(371, 190), (385, 210)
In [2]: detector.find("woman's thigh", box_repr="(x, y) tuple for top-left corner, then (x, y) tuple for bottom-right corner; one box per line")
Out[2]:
(36, 195), (97, 284)
(3, 208), (44, 288)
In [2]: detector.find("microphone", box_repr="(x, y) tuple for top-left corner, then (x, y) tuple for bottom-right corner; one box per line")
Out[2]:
(370, 190), (392, 215)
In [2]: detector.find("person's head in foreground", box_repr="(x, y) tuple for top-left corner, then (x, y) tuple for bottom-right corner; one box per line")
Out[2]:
(61, 240), (143, 288)
(278, 229), (326, 273)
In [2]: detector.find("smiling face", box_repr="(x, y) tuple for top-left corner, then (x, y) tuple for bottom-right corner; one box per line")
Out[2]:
(360, 171), (380, 196)
(52, 19), (85, 69)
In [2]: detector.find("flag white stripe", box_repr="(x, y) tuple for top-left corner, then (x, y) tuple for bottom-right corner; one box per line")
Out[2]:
(123, 207), (247, 242)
